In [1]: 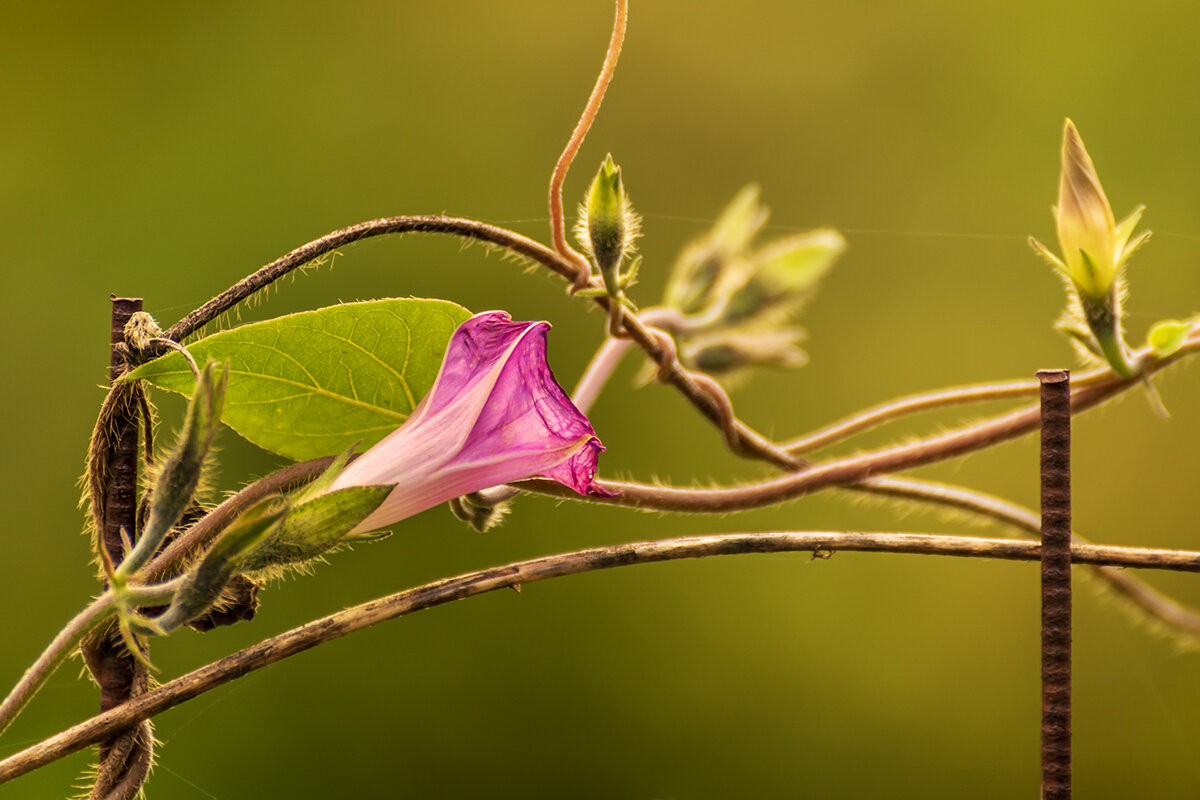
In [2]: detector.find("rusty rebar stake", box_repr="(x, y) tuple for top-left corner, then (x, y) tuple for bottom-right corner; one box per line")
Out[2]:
(1038, 369), (1072, 799)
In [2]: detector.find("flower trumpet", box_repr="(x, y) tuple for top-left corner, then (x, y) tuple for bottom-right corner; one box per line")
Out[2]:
(325, 311), (611, 532)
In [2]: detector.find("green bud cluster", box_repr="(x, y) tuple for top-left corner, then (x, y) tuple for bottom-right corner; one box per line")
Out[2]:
(658, 186), (844, 386)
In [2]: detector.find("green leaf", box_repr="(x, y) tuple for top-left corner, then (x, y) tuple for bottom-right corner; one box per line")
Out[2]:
(127, 298), (472, 460)
(1148, 319), (1195, 358)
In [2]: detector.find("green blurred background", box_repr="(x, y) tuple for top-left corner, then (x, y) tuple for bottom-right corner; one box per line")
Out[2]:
(3, 1), (1200, 797)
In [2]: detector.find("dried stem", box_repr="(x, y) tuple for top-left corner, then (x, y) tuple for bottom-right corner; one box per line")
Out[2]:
(548, 0), (628, 288)
(4, 530), (1200, 785)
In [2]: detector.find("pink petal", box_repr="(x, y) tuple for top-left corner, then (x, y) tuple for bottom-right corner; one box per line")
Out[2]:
(327, 311), (611, 531)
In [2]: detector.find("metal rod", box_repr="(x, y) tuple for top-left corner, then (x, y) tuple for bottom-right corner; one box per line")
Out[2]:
(1038, 368), (1072, 799)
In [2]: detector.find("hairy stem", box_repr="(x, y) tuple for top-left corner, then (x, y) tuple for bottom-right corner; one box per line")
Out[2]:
(520, 353), (1195, 512)
(782, 361), (1122, 456)
(164, 217), (578, 343)
(158, 214), (793, 468)
(0, 580), (178, 739)
(4, 530), (1200, 784)
(0, 595), (113, 738)
(784, 378), (1041, 454)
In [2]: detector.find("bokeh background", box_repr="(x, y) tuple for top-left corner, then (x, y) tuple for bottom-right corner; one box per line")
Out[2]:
(3, 1), (1200, 797)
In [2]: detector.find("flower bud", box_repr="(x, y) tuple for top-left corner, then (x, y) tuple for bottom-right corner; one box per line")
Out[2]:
(1030, 119), (1149, 301)
(238, 485), (392, 573)
(154, 499), (286, 633)
(448, 492), (511, 532)
(683, 329), (808, 376)
(576, 154), (640, 296)
(117, 361), (228, 578)
(1029, 120), (1151, 377)
(1055, 120), (1117, 298)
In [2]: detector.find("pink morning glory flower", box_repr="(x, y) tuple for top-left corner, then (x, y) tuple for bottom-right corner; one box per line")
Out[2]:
(326, 310), (611, 532)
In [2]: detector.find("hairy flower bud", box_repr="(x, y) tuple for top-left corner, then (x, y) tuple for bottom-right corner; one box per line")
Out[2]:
(576, 154), (640, 296)
(1030, 119), (1149, 300)
(1029, 120), (1151, 377)
(117, 362), (227, 578)
(155, 499), (286, 633)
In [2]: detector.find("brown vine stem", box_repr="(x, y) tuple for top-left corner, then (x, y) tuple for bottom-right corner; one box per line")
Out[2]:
(549, 0), (628, 288)
(517, 360), (1183, 512)
(781, 362), (1121, 456)
(3, 530), (1200, 785)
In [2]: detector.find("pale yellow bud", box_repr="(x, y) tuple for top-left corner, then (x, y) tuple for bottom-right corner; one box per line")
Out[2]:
(1039, 119), (1149, 301)
(1055, 120), (1118, 298)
